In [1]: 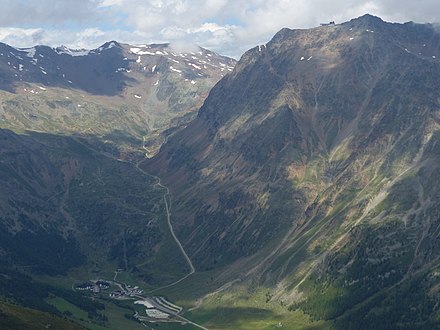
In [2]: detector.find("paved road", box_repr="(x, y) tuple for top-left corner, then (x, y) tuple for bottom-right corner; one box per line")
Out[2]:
(156, 178), (195, 274)
(69, 136), (203, 326)
(146, 175), (196, 293)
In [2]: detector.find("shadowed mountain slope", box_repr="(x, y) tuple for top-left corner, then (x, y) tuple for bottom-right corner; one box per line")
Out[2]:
(142, 15), (440, 328)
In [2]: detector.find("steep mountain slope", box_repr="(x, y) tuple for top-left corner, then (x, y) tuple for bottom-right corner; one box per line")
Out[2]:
(142, 15), (440, 328)
(0, 41), (235, 156)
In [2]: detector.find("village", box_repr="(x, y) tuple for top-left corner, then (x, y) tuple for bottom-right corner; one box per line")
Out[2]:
(73, 275), (188, 325)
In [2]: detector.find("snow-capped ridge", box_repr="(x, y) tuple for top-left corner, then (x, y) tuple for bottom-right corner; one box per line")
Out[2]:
(55, 45), (91, 57)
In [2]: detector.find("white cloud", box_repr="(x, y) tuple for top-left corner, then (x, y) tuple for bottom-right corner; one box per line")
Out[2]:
(0, 0), (103, 25)
(0, 28), (48, 46)
(0, 27), (151, 51)
(193, 23), (230, 34)
(0, 0), (439, 58)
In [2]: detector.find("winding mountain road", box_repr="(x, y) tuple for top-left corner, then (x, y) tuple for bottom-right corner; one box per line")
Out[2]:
(159, 181), (196, 275)
(72, 136), (196, 288)
(144, 172), (196, 293)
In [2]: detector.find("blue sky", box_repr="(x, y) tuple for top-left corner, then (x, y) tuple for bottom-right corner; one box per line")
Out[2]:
(0, 0), (438, 58)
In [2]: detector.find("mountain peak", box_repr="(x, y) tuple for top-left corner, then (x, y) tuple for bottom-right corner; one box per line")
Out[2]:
(95, 40), (121, 52)
(142, 15), (440, 327)
(346, 13), (387, 30)
(355, 13), (384, 22)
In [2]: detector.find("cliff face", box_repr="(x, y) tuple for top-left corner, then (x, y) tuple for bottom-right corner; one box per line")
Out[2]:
(142, 15), (440, 327)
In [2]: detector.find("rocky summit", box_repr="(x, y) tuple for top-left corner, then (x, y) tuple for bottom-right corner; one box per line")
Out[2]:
(142, 14), (440, 329)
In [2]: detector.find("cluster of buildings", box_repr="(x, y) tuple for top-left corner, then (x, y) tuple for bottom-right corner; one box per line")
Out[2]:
(109, 285), (144, 299)
(75, 280), (110, 293)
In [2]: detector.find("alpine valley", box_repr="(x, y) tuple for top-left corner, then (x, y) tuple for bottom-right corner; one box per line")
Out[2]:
(1, 14), (440, 330)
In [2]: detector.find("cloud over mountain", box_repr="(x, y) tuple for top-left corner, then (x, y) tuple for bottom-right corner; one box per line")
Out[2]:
(1, 0), (439, 57)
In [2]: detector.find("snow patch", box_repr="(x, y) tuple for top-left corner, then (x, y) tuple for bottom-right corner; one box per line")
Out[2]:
(169, 66), (182, 73)
(151, 65), (156, 72)
(154, 80), (159, 86)
(136, 56), (141, 63)
(55, 46), (90, 57)
(130, 47), (156, 55)
(188, 63), (201, 70)
(300, 57), (305, 61)
(134, 94), (142, 99)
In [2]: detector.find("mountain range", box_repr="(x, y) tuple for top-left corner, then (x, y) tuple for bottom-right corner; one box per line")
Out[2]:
(142, 14), (440, 329)
(0, 40), (235, 157)
(1, 13), (440, 330)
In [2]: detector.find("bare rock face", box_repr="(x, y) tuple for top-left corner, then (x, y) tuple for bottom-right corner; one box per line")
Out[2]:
(143, 15), (440, 328)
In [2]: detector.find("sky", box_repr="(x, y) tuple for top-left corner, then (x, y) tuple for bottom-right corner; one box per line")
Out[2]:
(0, 0), (439, 58)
